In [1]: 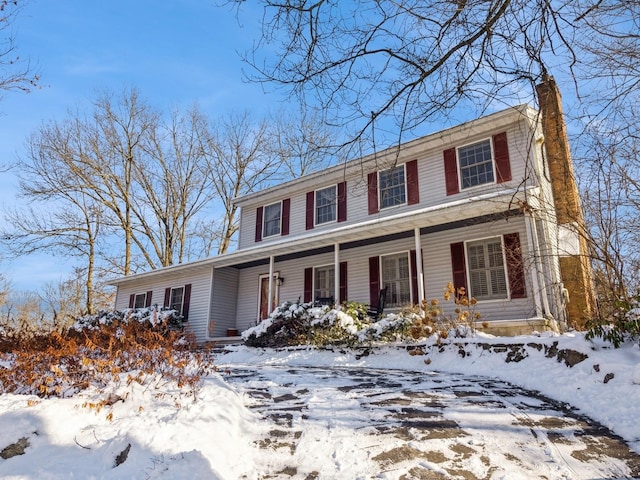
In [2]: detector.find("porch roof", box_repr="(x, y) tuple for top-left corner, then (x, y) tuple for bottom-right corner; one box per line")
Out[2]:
(108, 186), (534, 286)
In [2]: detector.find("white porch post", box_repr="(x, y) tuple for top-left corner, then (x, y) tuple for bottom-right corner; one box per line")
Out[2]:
(414, 227), (425, 304)
(268, 255), (274, 314)
(334, 243), (340, 303)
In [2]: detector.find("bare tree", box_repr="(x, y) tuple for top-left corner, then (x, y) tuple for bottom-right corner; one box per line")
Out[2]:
(238, 1), (639, 151)
(197, 111), (281, 254)
(0, 0), (39, 101)
(269, 107), (337, 178)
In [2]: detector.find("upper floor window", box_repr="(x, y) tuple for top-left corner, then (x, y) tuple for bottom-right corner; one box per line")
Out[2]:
(467, 237), (508, 300)
(444, 132), (511, 196)
(458, 139), (494, 189)
(316, 186), (336, 225)
(379, 165), (406, 209)
(263, 202), (281, 238)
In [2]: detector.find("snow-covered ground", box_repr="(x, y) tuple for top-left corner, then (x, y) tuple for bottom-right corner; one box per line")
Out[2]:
(0, 332), (639, 479)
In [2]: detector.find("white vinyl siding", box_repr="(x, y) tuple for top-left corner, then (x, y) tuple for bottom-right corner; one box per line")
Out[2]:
(114, 267), (212, 341)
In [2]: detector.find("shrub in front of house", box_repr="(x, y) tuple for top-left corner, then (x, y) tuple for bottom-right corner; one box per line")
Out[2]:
(586, 291), (640, 347)
(242, 285), (481, 348)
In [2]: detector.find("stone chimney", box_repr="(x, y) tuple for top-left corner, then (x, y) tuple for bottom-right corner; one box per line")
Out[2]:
(535, 75), (597, 329)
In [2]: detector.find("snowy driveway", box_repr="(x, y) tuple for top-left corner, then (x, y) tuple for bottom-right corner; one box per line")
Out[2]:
(224, 364), (640, 480)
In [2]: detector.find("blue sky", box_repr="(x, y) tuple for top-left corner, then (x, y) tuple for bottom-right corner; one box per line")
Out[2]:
(0, 0), (282, 291)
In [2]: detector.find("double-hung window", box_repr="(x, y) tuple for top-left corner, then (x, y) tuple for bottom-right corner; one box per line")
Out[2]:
(458, 139), (494, 189)
(133, 293), (146, 309)
(315, 186), (336, 225)
(381, 252), (411, 307)
(263, 202), (281, 238)
(379, 165), (406, 209)
(467, 237), (508, 300)
(314, 265), (335, 300)
(169, 286), (185, 315)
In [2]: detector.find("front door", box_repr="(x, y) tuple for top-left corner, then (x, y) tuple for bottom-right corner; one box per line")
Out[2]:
(258, 273), (279, 321)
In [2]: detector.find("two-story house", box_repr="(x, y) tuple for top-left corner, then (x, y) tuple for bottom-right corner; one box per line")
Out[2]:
(109, 103), (571, 342)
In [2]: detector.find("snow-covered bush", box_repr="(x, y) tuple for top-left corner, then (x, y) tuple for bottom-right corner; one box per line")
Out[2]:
(243, 285), (482, 348)
(243, 300), (414, 348)
(587, 291), (640, 347)
(0, 308), (209, 398)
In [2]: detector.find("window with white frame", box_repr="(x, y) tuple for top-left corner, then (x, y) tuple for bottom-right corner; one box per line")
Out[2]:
(263, 202), (281, 237)
(133, 293), (146, 309)
(169, 287), (185, 314)
(315, 186), (337, 225)
(314, 265), (335, 300)
(458, 139), (494, 189)
(379, 165), (406, 209)
(381, 252), (411, 307)
(467, 237), (508, 300)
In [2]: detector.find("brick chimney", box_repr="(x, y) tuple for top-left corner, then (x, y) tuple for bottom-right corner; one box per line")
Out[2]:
(535, 75), (597, 329)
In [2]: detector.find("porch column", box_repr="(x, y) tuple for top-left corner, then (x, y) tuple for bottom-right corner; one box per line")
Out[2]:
(414, 227), (425, 304)
(334, 243), (340, 303)
(268, 255), (274, 314)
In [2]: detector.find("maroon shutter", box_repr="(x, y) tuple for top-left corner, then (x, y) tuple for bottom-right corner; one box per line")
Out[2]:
(163, 287), (171, 308)
(444, 148), (459, 195)
(303, 267), (313, 303)
(145, 291), (153, 307)
(450, 242), (468, 297)
(406, 160), (420, 205)
(410, 250), (418, 304)
(281, 198), (290, 236)
(306, 191), (315, 230)
(369, 256), (380, 305)
(504, 232), (527, 298)
(255, 206), (264, 242)
(367, 172), (379, 214)
(128, 294), (135, 309)
(182, 284), (192, 320)
(493, 132), (512, 183)
(339, 261), (348, 303)
(337, 181), (347, 222)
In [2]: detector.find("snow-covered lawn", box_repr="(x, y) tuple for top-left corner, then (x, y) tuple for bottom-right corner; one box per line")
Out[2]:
(0, 332), (639, 479)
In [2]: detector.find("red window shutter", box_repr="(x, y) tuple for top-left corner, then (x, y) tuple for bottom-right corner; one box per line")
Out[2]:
(303, 267), (313, 303)
(504, 233), (527, 298)
(368, 256), (380, 305)
(493, 132), (512, 183)
(444, 148), (459, 196)
(145, 291), (153, 308)
(255, 206), (263, 242)
(406, 160), (420, 205)
(281, 198), (290, 236)
(339, 261), (348, 303)
(128, 294), (135, 309)
(450, 242), (468, 297)
(337, 181), (347, 222)
(182, 284), (192, 320)
(163, 287), (171, 308)
(306, 191), (315, 230)
(367, 172), (379, 214)
(410, 250), (418, 304)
